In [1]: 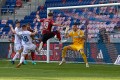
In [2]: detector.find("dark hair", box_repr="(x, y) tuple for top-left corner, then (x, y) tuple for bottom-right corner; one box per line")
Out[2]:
(26, 23), (31, 26)
(21, 24), (26, 28)
(73, 22), (80, 25)
(16, 21), (20, 24)
(48, 13), (53, 16)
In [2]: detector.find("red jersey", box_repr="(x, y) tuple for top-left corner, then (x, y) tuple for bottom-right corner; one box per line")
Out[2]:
(40, 18), (54, 34)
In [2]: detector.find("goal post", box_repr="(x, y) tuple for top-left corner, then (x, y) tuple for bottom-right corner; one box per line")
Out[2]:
(46, 10), (50, 63)
(47, 3), (120, 10)
(46, 3), (120, 63)
(114, 55), (120, 65)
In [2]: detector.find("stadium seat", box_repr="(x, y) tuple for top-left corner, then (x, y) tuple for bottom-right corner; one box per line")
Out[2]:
(11, 2), (16, 7)
(5, 2), (11, 7)
(8, 6), (14, 13)
(0, 24), (5, 28)
(7, 20), (13, 24)
(1, 6), (8, 14)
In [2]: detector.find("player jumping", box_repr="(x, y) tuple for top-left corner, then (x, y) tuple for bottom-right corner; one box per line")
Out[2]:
(36, 13), (64, 52)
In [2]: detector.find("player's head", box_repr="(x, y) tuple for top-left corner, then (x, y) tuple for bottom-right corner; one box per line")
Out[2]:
(16, 21), (20, 27)
(48, 13), (53, 19)
(72, 23), (79, 31)
(21, 24), (27, 30)
(26, 23), (31, 29)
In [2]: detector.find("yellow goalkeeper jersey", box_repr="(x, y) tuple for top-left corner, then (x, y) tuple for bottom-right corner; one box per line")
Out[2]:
(69, 30), (85, 45)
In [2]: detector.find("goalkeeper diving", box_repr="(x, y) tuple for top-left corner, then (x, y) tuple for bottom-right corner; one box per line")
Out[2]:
(59, 23), (89, 67)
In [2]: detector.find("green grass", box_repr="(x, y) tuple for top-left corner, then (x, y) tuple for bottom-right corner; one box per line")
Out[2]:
(0, 60), (120, 80)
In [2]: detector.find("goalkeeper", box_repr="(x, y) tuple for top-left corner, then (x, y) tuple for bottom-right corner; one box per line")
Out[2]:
(59, 23), (89, 67)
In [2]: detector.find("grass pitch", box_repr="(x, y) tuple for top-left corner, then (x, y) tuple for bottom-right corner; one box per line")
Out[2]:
(0, 60), (120, 80)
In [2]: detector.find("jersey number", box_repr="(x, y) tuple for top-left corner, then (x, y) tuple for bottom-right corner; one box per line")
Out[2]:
(44, 22), (49, 29)
(21, 36), (29, 42)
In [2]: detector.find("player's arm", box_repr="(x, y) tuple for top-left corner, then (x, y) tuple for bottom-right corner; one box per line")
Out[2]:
(9, 24), (16, 34)
(52, 23), (63, 27)
(9, 24), (22, 36)
(36, 15), (42, 22)
(79, 30), (85, 40)
(64, 33), (69, 38)
(64, 26), (71, 38)
(30, 28), (38, 36)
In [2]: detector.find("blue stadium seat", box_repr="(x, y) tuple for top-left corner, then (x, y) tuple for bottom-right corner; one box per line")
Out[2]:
(9, 6), (14, 13)
(109, 13), (114, 19)
(1, 0), (16, 14)
(3, 27), (10, 31)
(5, 2), (11, 7)
(1, 6), (8, 14)
(7, 20), (13, 24)
(10, 2), (16, 7)
(30, 12), (36, 16)
(24, 16), (29, 19)
(0, 24), (5, 28)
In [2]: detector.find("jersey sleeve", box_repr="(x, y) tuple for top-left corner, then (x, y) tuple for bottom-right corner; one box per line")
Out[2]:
(26, 31), (32, 35)
(15, 27), (21, 34)
(40, 18), (45, 22)
(80, 30), (84, 37)
(68, 31), (73, 37)
(51, 20), (54, 25)
(15, 27), (19, 32)
(16, 31), (22, 35)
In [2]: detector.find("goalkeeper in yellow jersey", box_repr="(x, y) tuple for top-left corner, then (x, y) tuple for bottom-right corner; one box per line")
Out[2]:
(59, 23), (89, 67)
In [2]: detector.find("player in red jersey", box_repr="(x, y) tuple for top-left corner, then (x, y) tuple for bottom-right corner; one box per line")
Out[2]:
(36, 13), (63, 51)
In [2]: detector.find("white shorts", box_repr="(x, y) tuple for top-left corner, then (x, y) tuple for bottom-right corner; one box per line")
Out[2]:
(14, 43), (22, 52)
(22, 44), (36, 54)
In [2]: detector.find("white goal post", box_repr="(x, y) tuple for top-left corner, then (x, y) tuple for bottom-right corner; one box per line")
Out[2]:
(114, 55), (120, 65)
(46, 3), (120, 63)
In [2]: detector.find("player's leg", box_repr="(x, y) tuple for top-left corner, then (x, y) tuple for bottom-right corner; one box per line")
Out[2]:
(23, 44), (37, 65)
(23, 54), (28, 65)
(79, 49), (89, 67)
(53, 31), (67, 43)
(16, 53), (26, 68)
(53, 31), (61, 41)
(23, 51), (36, 65)
(59, 46), (69, 65)
(11, 44), (22, 64)
(23, 44), (36, 65)
(16, 49), (27, 68)
(38, 33), (55, 51)
(59, 45), (77, 65)
(29, 44), (37, 64)
(38, 41), (43, 51)
(76, 44), (89, 67)
(16, 46), (28, 68)
(31, 50), (36, 65)
(11, 52), (19, 64)
(38, 34), (48, 51)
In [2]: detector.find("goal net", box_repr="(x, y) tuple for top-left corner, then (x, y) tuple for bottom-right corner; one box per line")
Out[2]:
(43, 3), (120, 64)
